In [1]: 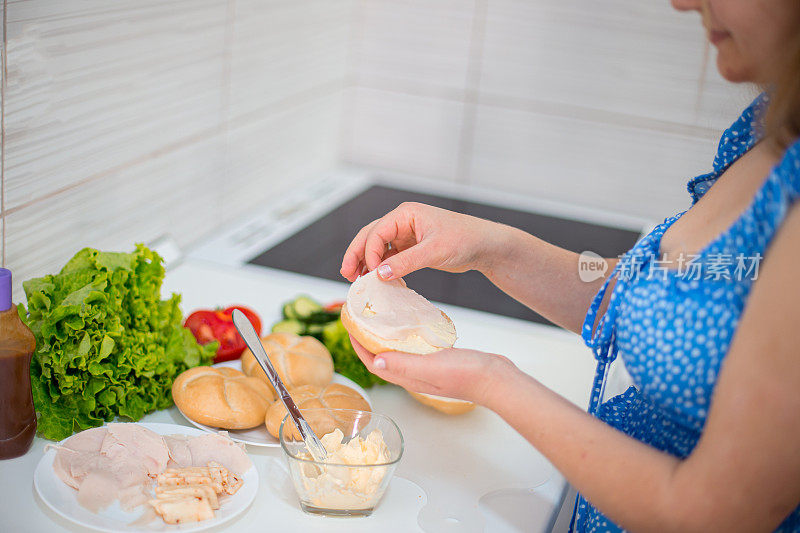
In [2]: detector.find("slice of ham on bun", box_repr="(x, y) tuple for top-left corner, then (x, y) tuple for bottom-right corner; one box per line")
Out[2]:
(341, 269), (475, 415)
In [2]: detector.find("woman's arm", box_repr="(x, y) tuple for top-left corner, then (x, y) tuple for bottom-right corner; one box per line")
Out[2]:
(479, 225), (618, 333)
(355, 205), (800, 532)
(340, 202), (615, 334)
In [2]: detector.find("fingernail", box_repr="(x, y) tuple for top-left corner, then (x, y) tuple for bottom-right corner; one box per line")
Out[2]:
(374, 357), (386, 370)
(377, 264), (392, 279)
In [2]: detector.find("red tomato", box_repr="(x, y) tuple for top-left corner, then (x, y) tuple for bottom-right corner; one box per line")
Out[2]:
(184, 306), (262, 363)
(324, 301), (345, 313)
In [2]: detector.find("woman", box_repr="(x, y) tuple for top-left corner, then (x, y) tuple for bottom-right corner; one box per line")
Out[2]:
(340, 1), (800, 531)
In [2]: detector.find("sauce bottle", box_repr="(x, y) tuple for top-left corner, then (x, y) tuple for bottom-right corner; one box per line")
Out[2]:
(0, 268), (37, 459)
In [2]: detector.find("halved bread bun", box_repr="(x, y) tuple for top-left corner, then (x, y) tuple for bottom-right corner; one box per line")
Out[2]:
(172, 366), (275, 429)
(341, 303), (455, 355)
(342, 270), (475, 415)
(265, 383), (371, 439)
(408, 391), (476, 415)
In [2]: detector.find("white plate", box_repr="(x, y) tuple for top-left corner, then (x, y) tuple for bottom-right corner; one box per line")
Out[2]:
(34, 423), (259, 533)
(176, 360), (372, 448)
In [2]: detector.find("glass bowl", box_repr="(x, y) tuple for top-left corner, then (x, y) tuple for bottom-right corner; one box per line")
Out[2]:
(279, 408), (404, 516)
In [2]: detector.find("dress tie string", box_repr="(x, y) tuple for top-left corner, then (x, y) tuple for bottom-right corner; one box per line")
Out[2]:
(569, 220), (672, 532)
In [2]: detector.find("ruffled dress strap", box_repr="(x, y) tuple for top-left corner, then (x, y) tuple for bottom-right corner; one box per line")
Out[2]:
(687, 93), (768, 204)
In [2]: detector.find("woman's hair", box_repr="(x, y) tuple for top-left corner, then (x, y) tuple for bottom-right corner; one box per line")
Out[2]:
(765, 12), (800, 150)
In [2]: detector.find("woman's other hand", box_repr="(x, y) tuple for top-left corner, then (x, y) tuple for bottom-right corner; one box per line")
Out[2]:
(349, 335), (518, 406)
(340, 202), (508, 282)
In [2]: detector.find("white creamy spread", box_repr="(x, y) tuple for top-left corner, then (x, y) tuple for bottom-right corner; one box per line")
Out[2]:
(347, 270), (456, 348)
(297, 428), (391, 509)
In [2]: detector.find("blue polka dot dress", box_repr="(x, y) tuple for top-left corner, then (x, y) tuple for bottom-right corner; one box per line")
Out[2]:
(572, 94), (800, 532)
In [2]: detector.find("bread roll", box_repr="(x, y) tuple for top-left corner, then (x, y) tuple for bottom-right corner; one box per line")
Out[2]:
(342, 270), (475, 415)
(408, 391), (476, 415)
(241, 332), (334, 390)
(172, 367), (274, 430)
(265, 383), (370, 439)
(341, 271), (456, 355)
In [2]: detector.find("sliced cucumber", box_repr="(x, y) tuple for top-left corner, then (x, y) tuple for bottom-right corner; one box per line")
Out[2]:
(272, 320), (304, 335)
(291, 296), (323, 319)
(282, 303), (297, 320)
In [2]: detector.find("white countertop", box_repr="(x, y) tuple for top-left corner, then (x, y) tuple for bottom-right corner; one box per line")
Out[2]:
(1, 260), (597, 533)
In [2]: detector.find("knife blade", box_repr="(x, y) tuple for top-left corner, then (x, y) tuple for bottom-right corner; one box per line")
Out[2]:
(231, 309), (328, 461)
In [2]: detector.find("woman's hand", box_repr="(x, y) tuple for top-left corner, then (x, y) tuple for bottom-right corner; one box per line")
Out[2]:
(340, 202), (510, 282)
(349, 335), (518, 406)
(339, 201), (609, 333)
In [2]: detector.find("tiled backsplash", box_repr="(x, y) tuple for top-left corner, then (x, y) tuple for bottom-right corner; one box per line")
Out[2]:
(1, 0), (352, 301)
(1, 0), (756, 302)
(342, 0), (756, 219)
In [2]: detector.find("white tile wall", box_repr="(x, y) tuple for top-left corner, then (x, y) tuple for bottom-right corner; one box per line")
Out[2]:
(2, 0), (353, 301)
(228, 0), (352, 120)
(342, 87), (464, 181)
(223, 93), (342, 224)
(342, 0), (756, 219)
(4, 0), (228, 211)
(0, 0), (764, 301)
(480, 0), (710, 127)
(5, 135), (226, 300)
(469, 104), (718, 221)
(351, 0), (477, 97)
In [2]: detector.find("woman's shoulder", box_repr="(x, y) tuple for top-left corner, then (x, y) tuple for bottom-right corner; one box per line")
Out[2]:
(729, 138), (800, 258)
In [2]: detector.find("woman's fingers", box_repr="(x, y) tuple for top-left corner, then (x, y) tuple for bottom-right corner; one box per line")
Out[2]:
(350, 334), (499, 402)
(374, 350), (439, 381)
(363, 217), (404, 271)
(370, 351), (445, 395)
(376, 241), (433, 280)
(373, 350), (452, 394)
(341, 220), (378, 281)
(348, 335), (376, 366)
(349, 336), (443, 394)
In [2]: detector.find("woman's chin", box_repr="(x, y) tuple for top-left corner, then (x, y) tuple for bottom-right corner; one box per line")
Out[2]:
(715, 54), (756, 83)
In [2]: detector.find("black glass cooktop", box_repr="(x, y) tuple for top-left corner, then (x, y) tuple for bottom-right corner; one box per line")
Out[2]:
(249, 184), (640, 325)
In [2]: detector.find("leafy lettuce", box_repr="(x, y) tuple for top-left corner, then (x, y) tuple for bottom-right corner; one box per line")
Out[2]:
(22, 245), (216, 440)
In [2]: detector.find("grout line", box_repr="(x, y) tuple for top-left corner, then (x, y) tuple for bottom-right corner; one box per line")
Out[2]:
(477, 91), (725, 141)
(1, 0), (6, 267)
(337, 0), (366, 160)
(226, 78), (345, 131)
(694, 39), (710, 123)
(455, 0), (487, 185)
(220, 0), (235, 126)
(352, 80), (725, 142)
(220, 0), (236, 222)
(343, 0), (365, 89)
(0, 126), (223, 218)
(0, 78), (345, 219)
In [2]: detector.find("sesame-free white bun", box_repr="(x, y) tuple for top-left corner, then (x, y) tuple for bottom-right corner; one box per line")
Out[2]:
(408, 391), (476, 415)
(342, 271), (475, 415)
(340, 302), (454, 355)
(264, 383), (371, 439)
(241, 332), (334, 391)
(172, 366), (275, 429)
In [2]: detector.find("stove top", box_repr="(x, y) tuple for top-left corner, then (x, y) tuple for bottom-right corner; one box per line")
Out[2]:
(247, 184), (640, 325)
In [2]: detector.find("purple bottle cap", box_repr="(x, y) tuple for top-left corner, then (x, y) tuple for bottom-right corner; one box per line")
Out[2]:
(0, 268), (11, 312)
